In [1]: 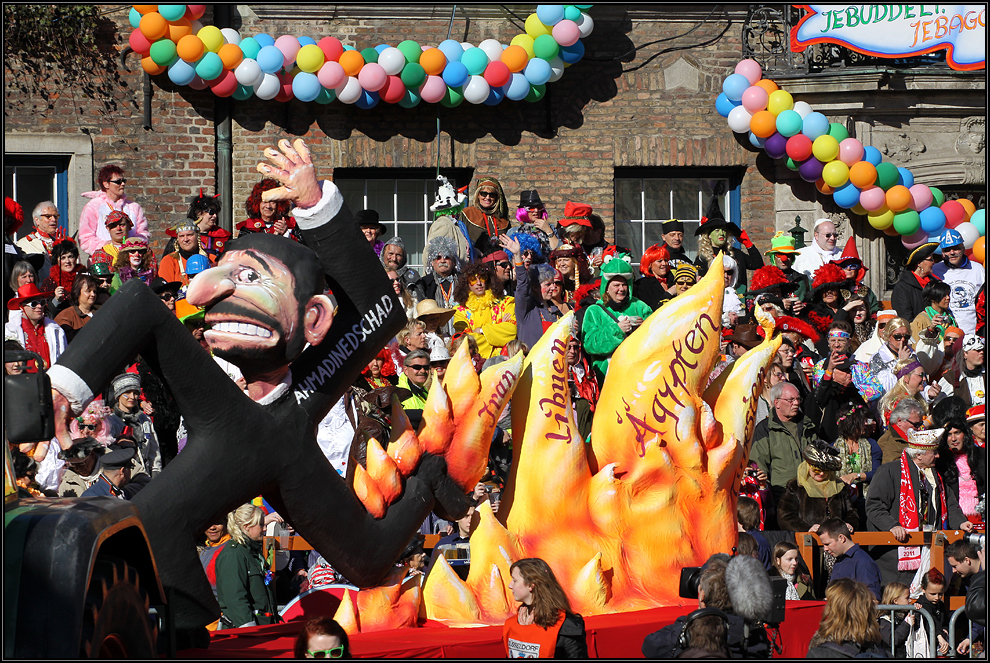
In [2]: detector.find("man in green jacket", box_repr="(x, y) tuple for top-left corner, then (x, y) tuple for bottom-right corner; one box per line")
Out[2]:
(750, 381), (818, 507)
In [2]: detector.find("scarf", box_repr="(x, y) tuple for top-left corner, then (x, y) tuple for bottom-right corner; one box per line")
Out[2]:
(20, 315), (52, 369)
(780, 572), (801, 601)
(897, 452), (948, 570)
(923, 306), (956, 338)
(464, 290), (497, 313)
(795, 461), (844, 499)
(568, 357), (600, 412)
(49, 266), (84, 291)
(954, 452), (980, 519)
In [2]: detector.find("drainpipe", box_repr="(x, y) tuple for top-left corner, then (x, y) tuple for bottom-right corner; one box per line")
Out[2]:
(214, 4), (233, 234)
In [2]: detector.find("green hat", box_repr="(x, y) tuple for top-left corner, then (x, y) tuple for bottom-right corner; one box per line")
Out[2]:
(765, 231), (798, 256)
(90, 261), (113, 278)
(599, 254), (635, 296)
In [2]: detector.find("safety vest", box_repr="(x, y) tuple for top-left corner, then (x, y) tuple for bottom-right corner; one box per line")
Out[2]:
(502, 610), (565, 658)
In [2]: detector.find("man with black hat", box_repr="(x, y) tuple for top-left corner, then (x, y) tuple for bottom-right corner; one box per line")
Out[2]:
(151, 277), (181, 313)
(660, 219), (691, 273)
(892, 242), (941, 324)
(57, 437), (106, 497)
(355, 209), (387, 257)
(81, 440), (135, 499)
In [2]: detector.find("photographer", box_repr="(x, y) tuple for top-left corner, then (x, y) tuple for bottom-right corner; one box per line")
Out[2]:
(642, 554), (772, 659)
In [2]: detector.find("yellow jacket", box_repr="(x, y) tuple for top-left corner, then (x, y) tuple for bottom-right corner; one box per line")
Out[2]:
(453, 292), (517, 359)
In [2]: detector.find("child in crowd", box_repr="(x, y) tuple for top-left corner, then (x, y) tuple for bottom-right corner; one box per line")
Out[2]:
(915, 569), (951, 656)
(878, 581), (915, 657)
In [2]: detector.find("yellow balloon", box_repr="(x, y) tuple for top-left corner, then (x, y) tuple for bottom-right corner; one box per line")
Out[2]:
(510, 33), (536, 59)
(197, 25), (224, 53)
(812, 136), (840, 164)
(867, 206), (894, 230)
(851, 203), (868, 216)
(525, 13), (552, 38)
(766, 89), (793, 115)
(821, 160), (849, 188)
(296, 44), (325, 73)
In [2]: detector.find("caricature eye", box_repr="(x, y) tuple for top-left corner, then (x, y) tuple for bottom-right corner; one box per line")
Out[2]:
(235, 267), (262, 284)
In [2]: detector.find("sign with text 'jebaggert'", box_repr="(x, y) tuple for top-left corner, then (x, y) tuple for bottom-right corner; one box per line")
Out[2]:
(791, 5), (986, 71)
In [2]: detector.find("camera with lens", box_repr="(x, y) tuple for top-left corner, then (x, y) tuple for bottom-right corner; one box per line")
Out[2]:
(679, 566), (702, 599)
(965, 532), (985, 550)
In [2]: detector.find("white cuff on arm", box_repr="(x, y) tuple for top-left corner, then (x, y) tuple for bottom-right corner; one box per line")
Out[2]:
(291, 180), (344, 231)
(47, 365), (94, 415)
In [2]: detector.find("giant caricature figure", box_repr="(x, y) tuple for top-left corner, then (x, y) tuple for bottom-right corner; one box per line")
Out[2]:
(49, 140), (471, 635)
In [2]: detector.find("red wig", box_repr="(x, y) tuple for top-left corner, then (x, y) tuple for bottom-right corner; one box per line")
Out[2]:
(245, 178), (291, 220)
(4, 197), (24, 235)
(362, 347), (396, 377)
(639, 243), (670, 276)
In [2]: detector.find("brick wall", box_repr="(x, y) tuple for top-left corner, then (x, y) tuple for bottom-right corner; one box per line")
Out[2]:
(4, 5), (777, 253)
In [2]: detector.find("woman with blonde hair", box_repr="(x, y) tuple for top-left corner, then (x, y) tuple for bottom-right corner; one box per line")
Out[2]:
(504, 558), (587, 658)
(867, 316), (913, 389)
(878, 357), (932, 425)
(878, 581), (915, 658)
(806, 578), (886, 657)
(214, 504), (277, 629)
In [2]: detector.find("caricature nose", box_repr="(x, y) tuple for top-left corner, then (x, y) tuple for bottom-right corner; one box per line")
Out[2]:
(186, 266), (236, 307)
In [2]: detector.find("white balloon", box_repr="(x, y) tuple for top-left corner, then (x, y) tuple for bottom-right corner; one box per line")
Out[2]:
(460, 42), (474, 52)
(463, 75), (491, 104)
(576, 12), (595, 38)
(253, 72), (280, 100)
(235, 59), (264, 87)
(378, 47), (405, 76)
(955, 221), (980, 249)
(220, 28), (241, 45)
(479, 39), (504, 63)
(191, 20), (204, 34)
(546, 55), (565, 82)
(727, 105), (754, 133)
(336, 76), (363, 104)
(792, 101), (813, 119)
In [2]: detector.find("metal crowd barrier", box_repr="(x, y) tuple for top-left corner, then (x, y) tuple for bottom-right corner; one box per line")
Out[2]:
(948, 605), (980, 659)
(876, 604), (937, 658)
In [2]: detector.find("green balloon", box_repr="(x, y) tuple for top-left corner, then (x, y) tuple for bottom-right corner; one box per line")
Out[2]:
(232, 83), (254, 101)
(316, 88), (336, 104)
(564, 5), (582, 20)
(240, 37), (261, 60)
(398, 89), (421, 108)
(575, 4), (593, 8)
(785, 157), (800, 171)
(875, 162), (899, 190)
(150, 39), (178, 67)
(360, 47), (379, 64)
(398, 39), (421, 64)
(440, 85), (464, 107)
(525, 83), (546, 102)
(400, 62), (426, 88)
(930, 186), (945, 207)
(827, 122), (849, 142)
(892, 209), (921, 235)
(533, 34), (559, 60)
(343, 45), (356, 51)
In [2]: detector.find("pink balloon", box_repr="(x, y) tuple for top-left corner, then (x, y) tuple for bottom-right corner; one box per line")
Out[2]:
(274, 35), (301, 64)
(734, 58), (763, 85)
(908, 184), (933, 212)
(859, 185), (887, 212)
(551, 19), (580, 47)
(419, 75), (446, 104)
(358, 62), (387, 91)
(317, 61), (345, 89)
(741, 85), (768, 113)
(838, 138), (864, 167)
(901, 228), (929, 250)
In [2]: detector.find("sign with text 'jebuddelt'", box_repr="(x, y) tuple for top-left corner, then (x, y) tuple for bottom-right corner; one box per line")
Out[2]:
(790, 5), (986, 71)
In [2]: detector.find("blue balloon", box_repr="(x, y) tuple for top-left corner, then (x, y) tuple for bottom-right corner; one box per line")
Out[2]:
(442, 61), (469, 88)
(128, 7), (142, 29)
(504, 72), (530, 101)
(355, 90), (380, 109)
(801, 112), (829, 140)
(398, 88), (421, 108)
(374, 44), (390, 54)
(833, 181), (861, 209)
(298, 36), (316, 47)
(919, 206), (947, 234)
(863, 146), (883, 165)
(254, 33), (275, 48)
(536, 4), (565, 25)
(240, 37), (261, 60)
(438, 39), (463, 63)
(167, 58), (196, 86)
(721, 73), (750, 102)
(291, 72), (322, 102)
(715, 93), (740, 118)
(897, 167), (915, 188)
(559, 39), (584, 64)
(484, 85), (506, 106)
(257, 45), (285, 74)
(749, 132), (766, 149)
(523, 58), (551, 86)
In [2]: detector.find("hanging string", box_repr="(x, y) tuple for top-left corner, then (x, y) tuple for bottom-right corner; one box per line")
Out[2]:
(436, 5), (457, 177)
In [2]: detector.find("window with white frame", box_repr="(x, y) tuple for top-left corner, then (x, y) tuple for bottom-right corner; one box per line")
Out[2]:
(334, 168), (473, 272)
(613, 169), (741, 265)
(3, 156), (70, 240)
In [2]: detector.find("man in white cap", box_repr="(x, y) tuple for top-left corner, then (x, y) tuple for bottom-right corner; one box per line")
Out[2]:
(932, 228), (984, 335)
(791, 218), (842, 282)
(866, 426), (973, 585)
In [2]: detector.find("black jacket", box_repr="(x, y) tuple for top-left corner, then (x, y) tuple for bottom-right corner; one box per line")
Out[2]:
(890, 269), (928, 323)
(642, 612), (771, 659)
(806, 640), (889, 658)
(776, 478), (860, 533)
(634, 275), (674, 311)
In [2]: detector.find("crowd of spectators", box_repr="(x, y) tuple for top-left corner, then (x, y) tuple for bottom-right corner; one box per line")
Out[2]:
(2, 165), (986, 657)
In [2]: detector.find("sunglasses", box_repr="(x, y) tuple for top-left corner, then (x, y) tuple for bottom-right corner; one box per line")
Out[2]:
(675, 280), (695, 286)
(843, 263), (861, 270)
(129, 249), (148, 256)
(159, 292), (176, 301)
(478, 191), (496, 199)
(307, 647), (345, 659)
(79, 423), (97, 431)
(106, 221), (131, 230)
(97, 277), (113, 284)
(109, 178), (127, 185)
(431, 361), (449, 369)
(820, 232), (837, 238)
(407, 363), (430, 371)
(907, 419), (924, 427)
(495, 261), (510, 269)
(891, 333), (910, 341)
(22, 299), (46, 308)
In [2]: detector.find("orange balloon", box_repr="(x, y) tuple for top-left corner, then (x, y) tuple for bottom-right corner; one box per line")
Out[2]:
(882, 224), (900, 237)
(749, 110), (777, 138)
(176, 34), (205, 62)
(885, 184), (912, 212)
(167, 17), (193, 42)
(754, 79), (778, 95)
(134, 5), (158, 14)
(957, 198), (976, 220)
(141, 56), (167, 75)
(338, 49), (365, 77)
(139, 12), (169, 41)
(419, 47), (447, 76)
(973, 236), (985, 264)
(815, 178), (835, 195)
(848, 161), (878, 188)
(218, 43), (243, 69)
(501, 44), (529, 73)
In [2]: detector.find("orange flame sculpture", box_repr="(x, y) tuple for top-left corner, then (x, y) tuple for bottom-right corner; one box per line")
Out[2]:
(339, 258), (781, 632)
